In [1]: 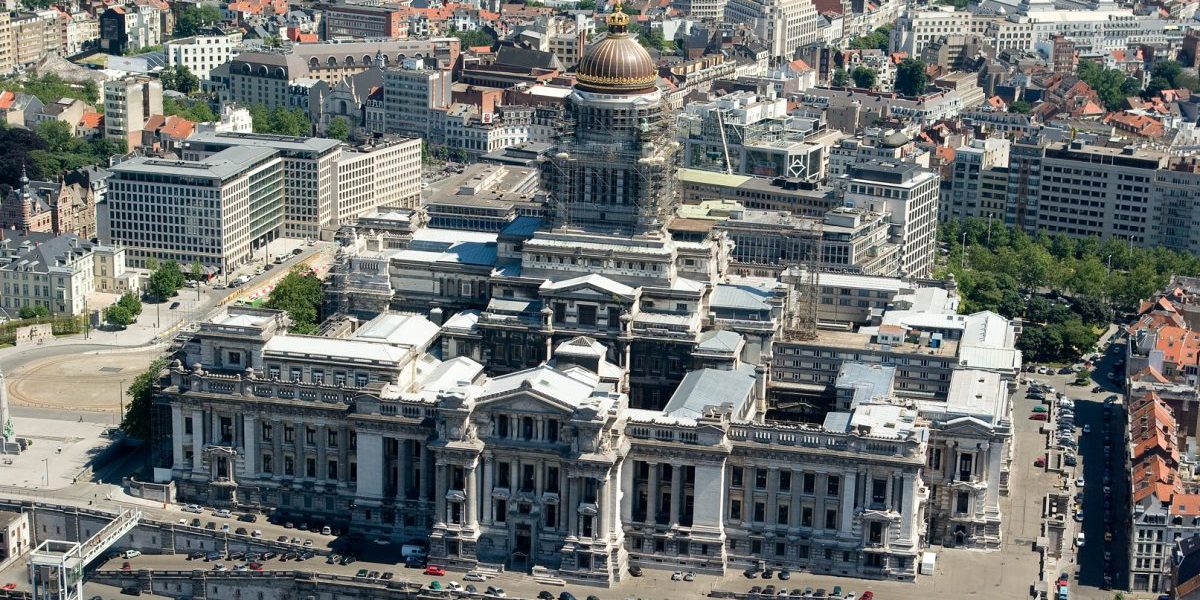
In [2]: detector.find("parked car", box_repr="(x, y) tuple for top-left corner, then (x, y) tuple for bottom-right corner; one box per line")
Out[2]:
(630, 566), (644, 577)
(1030, 413), (1048, 421)
(486, 586), (507, 598)
(1076, 532), (1086, 547)
(213, 509), (232, 518)
(1064, 455), (1077, 467)
(424, 565), (446, 577)
(356, 569), (369, 578)
(238, 513), (257, 523)
(1034, 455), (1047, 467)
(122, 550), (141, 559)
(121, 562), (131, 571)
(182, 504), (203, 514)
(465, 571), (488, 582)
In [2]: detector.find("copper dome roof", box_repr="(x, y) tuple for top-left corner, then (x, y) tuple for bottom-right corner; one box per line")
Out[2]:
(575, 7), (658, 94)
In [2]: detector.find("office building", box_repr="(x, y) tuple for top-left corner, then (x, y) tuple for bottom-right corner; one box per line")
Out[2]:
(940, 138), (1010, 223)
(335, 137), (423, 218)
(319, 0), (407, 40)
(383, 68), (453, 138)
(107, 146), (284, 269)
(840, 161), (939, 278)
(724, 0), (819, 59)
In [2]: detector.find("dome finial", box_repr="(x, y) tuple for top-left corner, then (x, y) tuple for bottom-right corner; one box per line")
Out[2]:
(607, 1), (630, 32)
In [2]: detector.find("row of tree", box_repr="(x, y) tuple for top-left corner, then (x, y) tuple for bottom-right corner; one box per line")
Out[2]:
(938, 218), (1199, 361)
(831, 59), (929, 97)
(0, 72), (98, 106)
(104, 292), (143, 328)
(266, 267), (325, 334)
(0, 121), (126, 188)
(249, 105), (313, 137)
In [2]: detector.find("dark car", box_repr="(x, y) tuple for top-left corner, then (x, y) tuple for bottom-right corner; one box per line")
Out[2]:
(292, 248), (303, 255)
(204, 522), (216, 530)
(629, 565), (643, 577)
(234, 527), (247, 535)
(402, 555), (420, 568)
(299, 551), (315, 560)
(327, 554), (340, 564)
(539, 592), (555, 600)
(559, 593), (577, 600)
(168, 302), (180, 310)
(744, 568), (759, 579)
(227, 552), (245, 561)
(749, 587), (762, 595)
(261, 551), (277, 560)
(238, 514), (257, 523)
(205, 551), (223, 561)
(382, 572), (394, 580)
(342, 555), (358, 566)
(120, 586), (141, 596)
(762, 568), (774, 579)
(190, 518), (201, 527)
(188, 551), (204, 560)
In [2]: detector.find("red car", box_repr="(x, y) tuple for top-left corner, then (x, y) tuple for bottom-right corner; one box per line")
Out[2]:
(121, 561), (131, 571)
(249, 562), (263, 571)
(2, 583), (17, 591)
(1029, 413), (1048, 421)
(423, 565), (446, 577)
(1034, 455), (1047, 467)
(860, 593), (873, 600)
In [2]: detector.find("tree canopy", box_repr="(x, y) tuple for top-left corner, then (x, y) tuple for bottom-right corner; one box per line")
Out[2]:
(449, 28), (495, 49)
(326, 117), (350, 141)
(160, 65), (200, 95)
(832, 68), (850, 87)
(851, 66), (877, 90)
(163, 96), (217, 123)
(18, 305), (49, 319)
(175, 5), (222, 37)
(894, 58), (929, 97)
(1077, 60), (1142, 110)
(249, 105), (312, 136)
(0, 72), (96, 106)
(937, 218), (1200, 361)
(147, 260), (185, 300)
(266, 267), (324, 334)
(0, 120), (125, 186)
(848, 25), (892, 52)
(1008, 100), (1031, 114)
(121, 357), (167, 440)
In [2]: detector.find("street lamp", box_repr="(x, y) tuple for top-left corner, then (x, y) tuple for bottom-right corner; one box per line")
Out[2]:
(42, 458), (48, 487)
(961, 231), (968, 270)
(1106, 254), (1113, 273)
(986, 213), (993, 247)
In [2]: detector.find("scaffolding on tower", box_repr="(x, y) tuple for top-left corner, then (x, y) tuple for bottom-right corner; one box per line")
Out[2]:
(783, 220), (822, 342)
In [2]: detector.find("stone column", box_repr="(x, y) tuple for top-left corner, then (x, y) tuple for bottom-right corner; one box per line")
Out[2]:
(566, 475), (578, 536)
(670, 470), (682, 526)
(191, 409), (204, 472)
(466, 464), (479, 529)
(900, 473), (915, 541)
(435, 464), (447, 524)
(839, 473), (856, 533)
(765, 467), (778, 528)
(481, 454), (493, 526)
(400, 440), (413, 499)
(171, 405), (185, 469)
(355, 431), (384, 500)
(986, 444), (1002, 509)
(271, 419), (283, 477)
(315, 424), (328, 480)
(742, 466), (754, 524)
(645, 462), (659, 526)
(241, 415), (257, 478)
(597, 475), (610, 541)
(621, 459), (634, 523)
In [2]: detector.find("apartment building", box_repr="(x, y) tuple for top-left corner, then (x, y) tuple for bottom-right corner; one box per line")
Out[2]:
(940, 138), (1010, 223)
(0, 13), (11, 75)
(724, 0), (819, 59)
(62, 10), (98, 56)
(99, 4), (162, 56)
(106, 146), (284, 269)
(165, 35), (238, 80)
(383, 68), (452, 138)
(0, 232), (130, 316)
(103, 76), (162, 150)
(182, 132), (341, 241)
(841, 161), (939, 278)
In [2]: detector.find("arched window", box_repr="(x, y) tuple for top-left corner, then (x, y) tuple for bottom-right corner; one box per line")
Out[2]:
(363, 55), (373, 66)
(344, 55), (354, 66)
(309, 57), (319, 68)
(327, 56), (337, 67)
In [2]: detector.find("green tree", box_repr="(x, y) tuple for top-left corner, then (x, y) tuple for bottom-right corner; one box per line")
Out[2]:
(148, 260), (185, 299)
(1008, 100), (1031, 113)
(851, 66), (877, 89)
(17, 305), (48, 319)
(895, 58), (929, 97)
(250, 105), (312, 136)
(577, 0), (596, 8)
(832, 68), (851, 87)
(163, 97), (217, 123)
(190, 260), (206, 281)
(120, 357), (167, 440)
(848, 25), (892, 52)
(266, 267), (324, 334)
(82, 80), (98, 104)
(326, 116), (350, 141)
(160, 65), (200, 95)
(117, 291), (142, 317)
(104, 303), (133, 328)
(1077, 60), (1142, 110)
(175, 4), (222, 37)
(448, 28), (496, 49)
(35, 120), (74, 153)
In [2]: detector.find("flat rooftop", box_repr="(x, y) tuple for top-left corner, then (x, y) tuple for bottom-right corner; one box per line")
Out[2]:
(186, 131), (342, 154)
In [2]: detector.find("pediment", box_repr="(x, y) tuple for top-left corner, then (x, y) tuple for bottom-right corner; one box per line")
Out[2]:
(938, 416), (996, 437)
(475, 389), (576, 416)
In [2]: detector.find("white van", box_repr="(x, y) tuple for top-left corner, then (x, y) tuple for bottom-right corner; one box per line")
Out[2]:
(401, 544), (427, 558)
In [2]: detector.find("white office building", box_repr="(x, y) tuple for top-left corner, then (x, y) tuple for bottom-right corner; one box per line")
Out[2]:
(165, 34), (238, 80)
(841, 161), (939, 278)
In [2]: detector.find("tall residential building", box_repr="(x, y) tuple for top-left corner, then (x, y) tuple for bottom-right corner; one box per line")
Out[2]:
(841, 161), (939, 278)
(102, 76), (163, 150)
(724, 0), (818, 59)
(1154, 158), (1200, 257)
(10, 11), (50, 69)
(545, 8), (678, 235)
(106, 146), (284, 269)
(98, 4), (162, 55)
(62, 10), (99, 56)
(181, 132), (342, 241)
(0, 12), (12, 75)
(940, 137), (1010, 223)
(165, 35), (237, 80)
(383, 68), (452, 138)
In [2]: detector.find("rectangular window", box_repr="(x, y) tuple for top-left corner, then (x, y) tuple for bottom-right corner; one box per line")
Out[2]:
(305, 427), (315, 445)
(327, 461), (338, 479)
(497, 415), (509, 438)
(872, 479), (887, 506)
(825, 509), (838, 530)
(327, 430), (338, 447)
(777, 504), (789, 525)
(578, 304), (597, 326)
(731, 467), (743, 488)
(803, 473), (815, 494)
(801, 506), (813, 527)
(753, 502), (765, 522)
(498, 462), (511, 488)
(495, 499), (507, 523)
(306, 458), (316, 478)
(261, 423), (272, 441)
(827, 476), (840, 497)
(779, 471), (791, 492)
(755, 468), (768, 489)
(730, 499), (742, 520)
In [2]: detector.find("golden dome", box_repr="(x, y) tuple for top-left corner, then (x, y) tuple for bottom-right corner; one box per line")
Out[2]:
(575, 5), (658, 94)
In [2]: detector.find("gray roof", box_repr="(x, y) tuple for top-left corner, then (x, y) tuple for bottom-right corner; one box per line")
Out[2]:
(111, 146), (279, 180)
(186, 131), (341, 154)
(664, 365), (757, 419)
(711, 284), (772, 311)
(0, 233), (97, 274)
(835, 362), (896, 408)
(697, 329), (743, 354)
